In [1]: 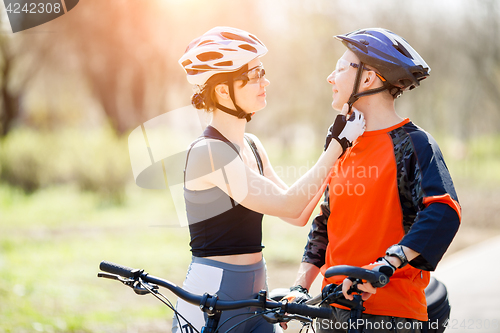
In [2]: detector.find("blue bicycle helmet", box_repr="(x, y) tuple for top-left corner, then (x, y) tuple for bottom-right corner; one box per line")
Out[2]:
(335, 28), (430, 106)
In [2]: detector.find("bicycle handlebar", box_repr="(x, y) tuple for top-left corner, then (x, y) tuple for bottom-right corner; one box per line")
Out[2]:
(285, 302), (332, 319)
(324, 265), (389, 288)
(99, 261), (333, 319)
(100, 261), (141, 278)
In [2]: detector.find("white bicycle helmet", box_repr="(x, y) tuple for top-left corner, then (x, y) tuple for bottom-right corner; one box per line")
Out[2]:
(179, 26), (268, 86)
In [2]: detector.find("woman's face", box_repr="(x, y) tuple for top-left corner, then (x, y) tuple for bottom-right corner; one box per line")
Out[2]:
(233, 57), (270, 113)
(326, 50), (359, 111)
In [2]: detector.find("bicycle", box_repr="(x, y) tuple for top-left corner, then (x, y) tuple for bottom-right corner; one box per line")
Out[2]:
(269, 270), (450, 333)
(98, 261), (449, 333)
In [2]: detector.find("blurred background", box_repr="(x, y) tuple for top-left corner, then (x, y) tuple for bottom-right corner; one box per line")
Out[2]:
(1, 0), (499, 332)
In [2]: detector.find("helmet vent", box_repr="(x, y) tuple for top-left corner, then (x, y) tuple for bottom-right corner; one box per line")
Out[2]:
(249, 34), (264, 46)
(192, 64), (214, 70)
(399, 78), (413, 88)
(199, 40), (215, 46)
(196, 52), (224, 61)
(181, 60), (192, 67)
(220, 48), (237, 52)
(214, 61), (233, 67)
(238, 44), (257, 53)
(393, 41), (413, 59)
(221, 32), (256, 45)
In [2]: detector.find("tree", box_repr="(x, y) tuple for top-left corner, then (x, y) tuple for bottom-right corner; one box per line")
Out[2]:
(0, 34), (19, 137)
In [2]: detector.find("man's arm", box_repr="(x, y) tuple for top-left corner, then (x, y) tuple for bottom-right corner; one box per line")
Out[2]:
(293, 185), (330, 290)
(398, 130), (461, 271)
(292, 262), (321, 292)
(385, 246), (419, 267)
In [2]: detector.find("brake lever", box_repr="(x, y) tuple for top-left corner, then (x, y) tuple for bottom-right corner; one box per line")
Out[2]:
(134, 280), (159, 295)
(98, 272), (154, 294)
(262, 311), (288, 324)
(263, 298), (288, 324)
(98, 272), (134, 285)
(285, 314), (313, 323)
(346, 278), (364, 295)
(320, 282), (365, 311)
(98, 272), (121, 280)
(262, 310), (312, 324)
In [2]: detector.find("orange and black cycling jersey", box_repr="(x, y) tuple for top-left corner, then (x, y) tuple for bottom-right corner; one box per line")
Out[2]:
(301, 119), (460, 321)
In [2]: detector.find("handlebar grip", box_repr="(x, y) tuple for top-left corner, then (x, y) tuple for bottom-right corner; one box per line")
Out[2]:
(99, 261), (140, 278)
(286, 302), (332, 319)
(325, 265), (389, 287)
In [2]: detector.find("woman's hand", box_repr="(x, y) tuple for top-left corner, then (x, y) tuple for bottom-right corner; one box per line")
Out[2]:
(324, 103), (365, 153)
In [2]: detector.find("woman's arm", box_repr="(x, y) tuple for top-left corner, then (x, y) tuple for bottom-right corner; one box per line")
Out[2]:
(246, 133), (331, 226)
(185, 108), (364, 219)
(280, 180), (328, 226)
(185, 137), (341, 218)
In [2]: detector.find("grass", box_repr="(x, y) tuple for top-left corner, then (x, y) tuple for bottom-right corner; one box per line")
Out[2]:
(0, 182), (313, 332)
(0, 184), (190, 332)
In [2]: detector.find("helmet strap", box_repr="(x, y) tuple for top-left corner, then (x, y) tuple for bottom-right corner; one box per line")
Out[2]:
(347, 61), (391, 112)
(215, 73), (252, 122)
(215, 103), (252, 122)
(347, 62), (366, 112)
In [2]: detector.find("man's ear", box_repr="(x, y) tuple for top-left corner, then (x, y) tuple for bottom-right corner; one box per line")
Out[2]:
(215, 83), (230, 100)
(363, 70), (379, 87)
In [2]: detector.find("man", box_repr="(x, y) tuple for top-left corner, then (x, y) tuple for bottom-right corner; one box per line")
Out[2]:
(285, 28), (461, 332)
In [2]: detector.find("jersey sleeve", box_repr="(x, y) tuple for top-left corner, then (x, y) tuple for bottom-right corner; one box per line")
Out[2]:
(398, 128), (461, 271)
(301, 185), (330, 268)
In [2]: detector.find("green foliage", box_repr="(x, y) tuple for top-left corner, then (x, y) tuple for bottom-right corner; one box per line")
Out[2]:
(439, 134), (500, 187)
(0, 183), (189, 332)
(0, 130), (47, 192)
(466, 135), (500, 161)
(0, 128), (131, 203)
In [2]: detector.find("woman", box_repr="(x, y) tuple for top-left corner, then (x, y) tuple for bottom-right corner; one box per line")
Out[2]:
(173, 27), (365, 333)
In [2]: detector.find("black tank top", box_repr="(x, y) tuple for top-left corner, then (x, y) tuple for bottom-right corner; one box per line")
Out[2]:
(184, 126), (265, 257)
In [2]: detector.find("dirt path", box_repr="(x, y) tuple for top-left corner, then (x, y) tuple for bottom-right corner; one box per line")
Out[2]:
(433, 235), (500, 333)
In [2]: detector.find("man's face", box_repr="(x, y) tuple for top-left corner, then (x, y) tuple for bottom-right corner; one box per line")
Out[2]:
(326, 50), (359, 111)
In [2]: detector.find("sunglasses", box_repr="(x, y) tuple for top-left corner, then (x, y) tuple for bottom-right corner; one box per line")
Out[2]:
(235, 65), (266, 84)
(333, 58), (386, 82)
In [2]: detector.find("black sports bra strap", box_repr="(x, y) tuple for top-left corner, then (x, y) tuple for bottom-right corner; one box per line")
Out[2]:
(244, 135), (264, 176)
(184, 127), (264, 185)
(184, 126), (242, 186)
(183, 136), (206, 184)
